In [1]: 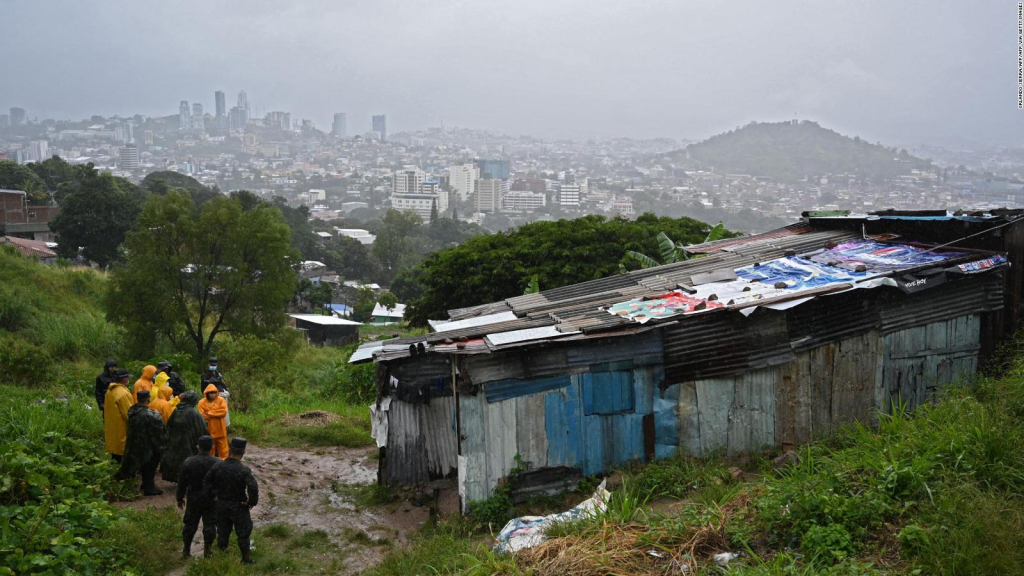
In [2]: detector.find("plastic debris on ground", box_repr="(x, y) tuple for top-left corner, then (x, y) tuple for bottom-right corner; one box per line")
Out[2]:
(493, 479), (610, 553)
(713, 551), (741, 566)
(606, 291), (723, 323)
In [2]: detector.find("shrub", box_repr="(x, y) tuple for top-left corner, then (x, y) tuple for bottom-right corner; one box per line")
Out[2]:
(802, 523), (855, 564)
(0, 433), (135, 574)
(0, 336), (53, 387)
(0, 285), (31, 331)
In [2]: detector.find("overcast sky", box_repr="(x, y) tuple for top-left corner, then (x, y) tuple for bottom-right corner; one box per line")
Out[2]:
(1, 0), (1020, 147)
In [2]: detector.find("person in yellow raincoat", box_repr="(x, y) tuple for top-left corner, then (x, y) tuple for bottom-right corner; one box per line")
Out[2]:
(133, 365), (157, 404)
(197, 384), (229, 458)
(153, 360), (171, 398)
(150, 385), (175, 423)
(104, 369), (134, 462)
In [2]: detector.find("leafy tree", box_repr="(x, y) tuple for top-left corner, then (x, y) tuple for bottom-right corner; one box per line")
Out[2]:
(0, 160), (47, 204)
(377, 290), (398, 311)
(48, 172), (147, 267)
(106, 191), (298, 362)
(373, 209), (422, 282)
(523, 275), (540, 295)
(28, 156), (77, 193)
(142, 171), (220, 206)
(352, 287), (376, 322)
(624, 222), (726, 269)
(406, 214), (726, 326)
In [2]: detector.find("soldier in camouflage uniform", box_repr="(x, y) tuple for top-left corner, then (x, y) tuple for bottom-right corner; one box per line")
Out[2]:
(176, 435), (220, 558)
(116, 390), (168, 496)
(204, 437), (258, 564)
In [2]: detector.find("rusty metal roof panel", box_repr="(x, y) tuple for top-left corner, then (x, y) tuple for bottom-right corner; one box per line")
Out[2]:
(686, 222), (814, 254)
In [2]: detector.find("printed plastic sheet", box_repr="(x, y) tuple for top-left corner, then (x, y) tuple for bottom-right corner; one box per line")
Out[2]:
(735, 256), (869, 289)
(955, 254), (1008, 274)
(607, 290), (723, 323)
(493, 480), (610, 553)
(809, 240), (966, 272)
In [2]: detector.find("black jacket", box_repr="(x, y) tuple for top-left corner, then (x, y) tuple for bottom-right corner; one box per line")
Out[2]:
(204, 458), (258, 507)
(94, 361), (118, 407)
(176, 453), (221, 504)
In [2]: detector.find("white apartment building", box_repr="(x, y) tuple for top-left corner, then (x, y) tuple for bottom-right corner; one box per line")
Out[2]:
(119, 145), (139, 170)
(501, 190), (547, 212)
(448, 163), (479, 201)
(559, 183), (581, 207)
(392, 192), (449, 221)
(393, 166), (425, 195)
(475, 178), (509, 213)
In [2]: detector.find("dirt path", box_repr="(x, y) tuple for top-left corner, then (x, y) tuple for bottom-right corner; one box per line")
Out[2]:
(118, 443), (440, 574)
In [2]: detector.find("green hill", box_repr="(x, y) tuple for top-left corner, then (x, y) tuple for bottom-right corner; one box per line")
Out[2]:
(678, 120), (932, 182)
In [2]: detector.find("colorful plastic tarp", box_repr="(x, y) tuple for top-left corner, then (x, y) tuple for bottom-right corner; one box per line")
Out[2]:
(606, 290), (724, 324)
(809, 240), (966, 272)
(735, 256), (870, 290)
(955, 254), (1008, 274)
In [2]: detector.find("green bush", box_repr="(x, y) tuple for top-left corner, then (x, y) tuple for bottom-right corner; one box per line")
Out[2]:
(0, 285), (32, 331)
(0, 336), (53, 387)
(0, 433), (135, 574)
(802, 523), (855, 564)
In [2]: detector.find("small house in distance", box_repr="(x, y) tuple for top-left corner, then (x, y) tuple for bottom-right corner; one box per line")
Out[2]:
(289, 314), (361, 347)
(353, 210), (1024, 511)
(371, 303), (406, 325)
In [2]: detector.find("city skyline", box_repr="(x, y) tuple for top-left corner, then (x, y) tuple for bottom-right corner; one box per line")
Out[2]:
(1, 1), (1019, 148)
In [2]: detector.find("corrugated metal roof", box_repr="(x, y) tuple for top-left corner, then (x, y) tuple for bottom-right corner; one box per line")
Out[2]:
(353, 221), (1009, 365)
(685, 222), (813, 254)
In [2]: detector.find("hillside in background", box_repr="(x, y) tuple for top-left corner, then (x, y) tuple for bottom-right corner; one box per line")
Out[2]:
(676, 120), (933, 182)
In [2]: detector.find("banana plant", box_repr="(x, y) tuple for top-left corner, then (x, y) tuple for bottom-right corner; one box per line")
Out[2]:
(622, 222), (726, 270)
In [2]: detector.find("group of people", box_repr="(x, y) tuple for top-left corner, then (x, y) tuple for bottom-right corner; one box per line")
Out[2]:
(95, 358), (259, 563)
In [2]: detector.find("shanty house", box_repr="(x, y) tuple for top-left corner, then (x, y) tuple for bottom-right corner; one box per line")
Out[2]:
(353, 210), (1024, 510)
(289, 314), (361, 347)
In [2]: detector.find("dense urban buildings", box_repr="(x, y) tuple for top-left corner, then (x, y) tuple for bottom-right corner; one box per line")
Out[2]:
(2, 97), (1023, 237)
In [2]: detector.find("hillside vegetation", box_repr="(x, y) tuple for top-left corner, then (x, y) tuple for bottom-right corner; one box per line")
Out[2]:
(0, 246), (378, 574)
(679, 121), (933, 183)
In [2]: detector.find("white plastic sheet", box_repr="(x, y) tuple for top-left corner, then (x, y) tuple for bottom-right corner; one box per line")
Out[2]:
(493, 479), (610, 553)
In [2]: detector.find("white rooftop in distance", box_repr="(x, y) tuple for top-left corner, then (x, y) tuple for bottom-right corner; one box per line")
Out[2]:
(289, 314), (362, 326)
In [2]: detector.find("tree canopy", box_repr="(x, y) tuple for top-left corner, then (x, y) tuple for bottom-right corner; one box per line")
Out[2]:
(0, 160), (47, 204)
(106, 191), (297, 362)
(405, 213), (725, 326)
(48, 172), (146, 267)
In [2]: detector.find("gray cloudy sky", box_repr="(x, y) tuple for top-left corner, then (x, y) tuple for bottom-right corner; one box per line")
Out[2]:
(1, 0), (1019, 146)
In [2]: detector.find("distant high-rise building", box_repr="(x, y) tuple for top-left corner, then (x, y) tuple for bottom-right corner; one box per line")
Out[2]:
(475, 178), (509, 213)
(9, 108), (26, 126)
(393, 166), (424, 195)
(122, 121), (134, 144)
(475, 158), (511, 179)
(24, 140), (49, 164)
(119, 144), (139, 170)
(229, 106), (248, 132)
(179, 101), (191, 130)
(448, 164), (479, 201)
(237, 91), (249, 112)
(371, 114), (387, 141)
(215, 91), (226, 117)
(0, 114), (9, 128)
(192, 103), (204, 130)
(143, 130), (154, 145)
(332, 113), (347, 137)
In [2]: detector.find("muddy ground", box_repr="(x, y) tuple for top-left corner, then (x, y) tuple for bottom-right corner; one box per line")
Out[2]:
(119, 443), (457, 574)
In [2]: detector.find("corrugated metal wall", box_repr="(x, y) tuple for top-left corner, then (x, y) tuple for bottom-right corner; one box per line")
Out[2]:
(383, 396), (458, 485)
(459, 363), (663, 504)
